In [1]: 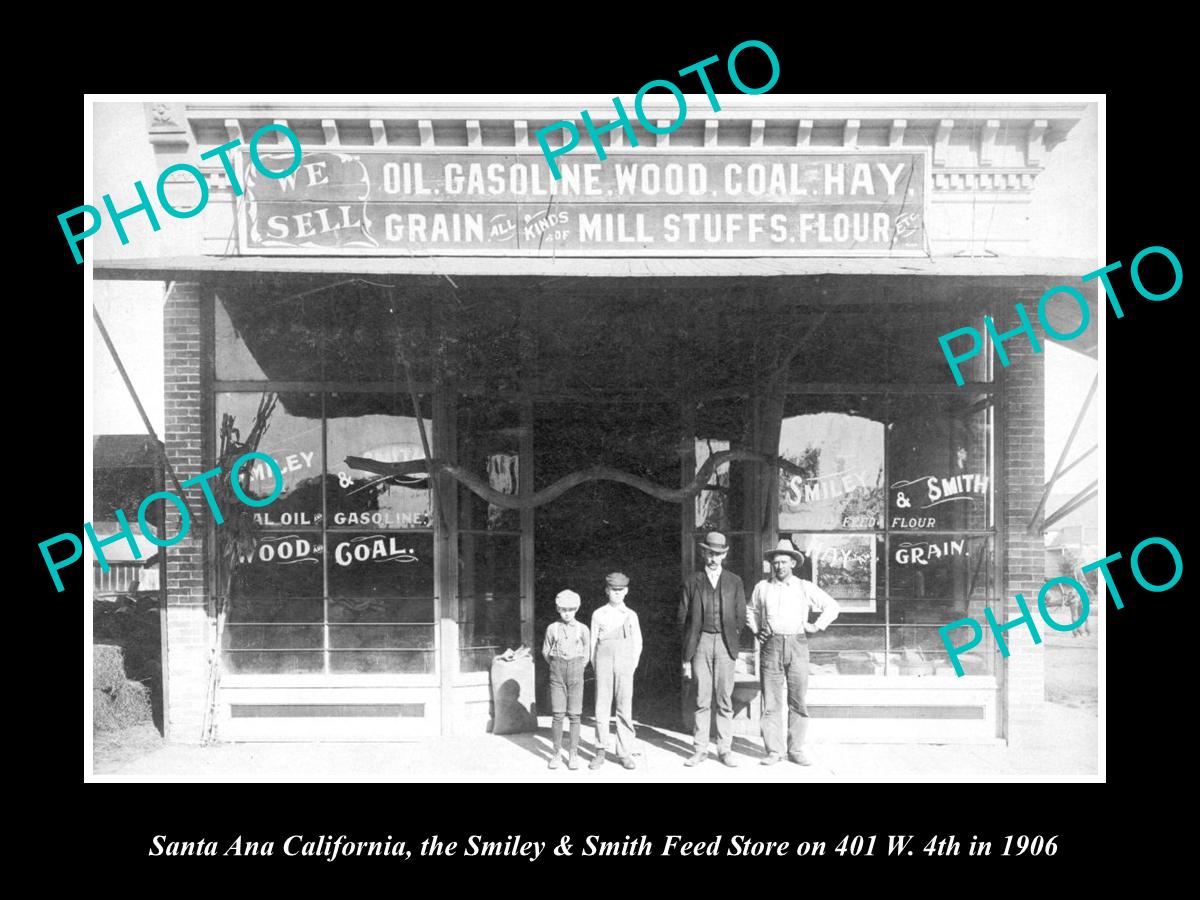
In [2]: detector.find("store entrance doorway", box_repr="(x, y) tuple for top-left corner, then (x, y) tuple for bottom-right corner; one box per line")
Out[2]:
(532, 400), (683, 729)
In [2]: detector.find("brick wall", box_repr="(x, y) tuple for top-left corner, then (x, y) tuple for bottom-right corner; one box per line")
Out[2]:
(1001, 302), (1047, 744)
(163, 282), (210, 743)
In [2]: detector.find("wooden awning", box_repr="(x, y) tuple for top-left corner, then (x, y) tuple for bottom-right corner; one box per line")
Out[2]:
(93, 254), (1099, 359)
(94, 253), (1095, 281)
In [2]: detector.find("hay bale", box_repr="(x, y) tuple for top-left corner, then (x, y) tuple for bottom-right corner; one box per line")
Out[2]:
(93, 689), (121, 732)
(110, 680), (153, 728)
(93, 644), (126, 692)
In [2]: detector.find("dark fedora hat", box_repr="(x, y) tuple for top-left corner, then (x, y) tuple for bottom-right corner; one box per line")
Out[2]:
(764, 538), (804, 564)
(697, 531), (730, 554)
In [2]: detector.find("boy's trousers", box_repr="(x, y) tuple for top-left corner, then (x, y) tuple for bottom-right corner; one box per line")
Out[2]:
(593, 637), (637, 758)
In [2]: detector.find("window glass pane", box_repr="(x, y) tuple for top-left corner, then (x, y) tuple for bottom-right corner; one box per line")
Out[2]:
(328, 532), (435, 598)
(223, 530), (323, 674)
(458, 533), (522, 673)
(786, 532), (883, 614)
(227, 532), (323, 600)
(328, 597), (433, 624)
(224, 624), (322, 651)
(459, 533), (521, 600)
(457, 399), (522, 534)
(227, 596), (323, 624)
(888, 534), (993, 603)
(323, 286), (434, 383)
(786, 307), (891, 385)
(890, 625), (993, 676)
(459, 598), (522, 674)
(218, 392), (324, 527)
(695, 398), (750, 533)
(888, 393), (994, 531)
(807, 625), (886, 675)
(215, 290), (323, 381)
(887, 304), (992, 384)
(326, 393), (432, 529)
(329, 650), (436, 674)
(225, 651), (324, 674)
(329, 624), (435, 649)
(778, 395), (886, 531)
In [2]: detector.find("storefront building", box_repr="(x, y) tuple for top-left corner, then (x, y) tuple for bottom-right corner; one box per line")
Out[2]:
(96, 100), (1088, 745)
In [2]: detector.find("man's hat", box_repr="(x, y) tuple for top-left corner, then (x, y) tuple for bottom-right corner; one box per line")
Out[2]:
(764, 538), (804, 564)
(697, 532), (729, 554)
(555, 589), (581, 608)
(605, 572), (630, 588)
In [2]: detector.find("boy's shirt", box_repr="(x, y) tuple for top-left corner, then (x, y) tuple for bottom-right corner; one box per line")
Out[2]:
(543, 620), (590, 661)
(589, 604), (643, 664)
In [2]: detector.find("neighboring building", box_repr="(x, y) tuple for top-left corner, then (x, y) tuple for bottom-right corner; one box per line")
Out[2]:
(92, 435), (164, 595)
(1044, 493), (1099, 581)
(95, 100), (1090, 745)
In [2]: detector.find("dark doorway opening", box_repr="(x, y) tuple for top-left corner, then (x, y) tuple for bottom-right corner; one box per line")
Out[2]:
(532, 400), (683, 729)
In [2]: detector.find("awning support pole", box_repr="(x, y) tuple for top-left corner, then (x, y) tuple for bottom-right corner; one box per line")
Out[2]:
(92, 306), (192, 515)
(1028, 373), (1097, 533)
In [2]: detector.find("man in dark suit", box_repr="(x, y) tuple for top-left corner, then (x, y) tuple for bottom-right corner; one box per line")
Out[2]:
(678, 531), (747, 767)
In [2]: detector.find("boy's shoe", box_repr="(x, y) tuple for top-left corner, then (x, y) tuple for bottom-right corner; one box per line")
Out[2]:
(788, 750), (813, 766)
(548, 753), (562, 770)
(567, 753), (581, 770)
(620, 756), (637, 770)
(760, 752), (783, 766)
(588, 751), (606, 770)
(684, 751), (707, 767)
(718, 752), (739, 768)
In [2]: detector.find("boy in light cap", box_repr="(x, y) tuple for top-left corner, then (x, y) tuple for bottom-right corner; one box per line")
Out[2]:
(589, 572), (643, 770)
(542, 589), (590, 770)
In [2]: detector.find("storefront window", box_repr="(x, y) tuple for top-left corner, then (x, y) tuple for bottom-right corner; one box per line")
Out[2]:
(219, 390), (437, 677)
(776, 390), (996, 677)
(457, 399), (524, 673)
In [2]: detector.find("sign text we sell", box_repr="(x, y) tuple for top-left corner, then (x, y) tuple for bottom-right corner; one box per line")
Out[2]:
(243, 150), (927, 256)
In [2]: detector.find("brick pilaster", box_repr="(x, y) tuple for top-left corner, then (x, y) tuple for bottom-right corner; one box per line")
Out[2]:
(1001, 302), (1047, 744)
(163, 282), (210, 743)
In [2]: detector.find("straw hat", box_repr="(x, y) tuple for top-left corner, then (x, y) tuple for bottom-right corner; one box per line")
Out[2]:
(764, 538), (804, 564)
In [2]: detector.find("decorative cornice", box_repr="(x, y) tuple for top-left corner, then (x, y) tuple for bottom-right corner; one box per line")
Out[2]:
(167, 102), (1087, 196)
(934, 169), (1039, 192)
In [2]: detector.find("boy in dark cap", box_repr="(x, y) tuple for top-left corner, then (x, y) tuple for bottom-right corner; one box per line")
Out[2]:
(589, 572), (643, 770)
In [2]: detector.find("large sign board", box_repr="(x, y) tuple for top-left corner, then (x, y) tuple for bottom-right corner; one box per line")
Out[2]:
(239, 150), (929, 256)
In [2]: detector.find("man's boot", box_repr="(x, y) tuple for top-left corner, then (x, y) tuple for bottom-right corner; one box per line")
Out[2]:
(567, 719), (581, 770)
(788, 716), (812, 766)
(589, 748), (606, 770)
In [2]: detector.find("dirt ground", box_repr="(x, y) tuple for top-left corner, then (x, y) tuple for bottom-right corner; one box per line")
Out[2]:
(93, 723), (164, 770)
(1044, 619), (1098, 712)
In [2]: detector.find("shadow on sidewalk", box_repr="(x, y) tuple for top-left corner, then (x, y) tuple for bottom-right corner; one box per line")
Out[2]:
(634, 724), (693, 759)
(497, 722), (608, 767)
